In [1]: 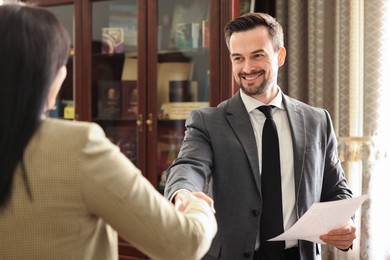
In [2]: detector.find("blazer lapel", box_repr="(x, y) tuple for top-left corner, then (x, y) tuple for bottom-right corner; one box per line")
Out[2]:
(226, 93), (262, 196)
(282, 94), (305, 200)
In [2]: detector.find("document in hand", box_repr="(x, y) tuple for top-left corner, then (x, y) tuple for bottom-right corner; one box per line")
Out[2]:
(269, 194), (369, 244)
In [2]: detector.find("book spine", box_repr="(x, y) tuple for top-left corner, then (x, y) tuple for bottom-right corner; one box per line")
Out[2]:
(169, 80), (192, 102)
(98, 81), (122, 118)
(202, 20), (209, 48)
(192, 23), (199, 49)
(121, 80), (138, 119)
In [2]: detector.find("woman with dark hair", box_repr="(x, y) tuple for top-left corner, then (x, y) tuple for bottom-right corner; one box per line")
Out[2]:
(0, 4), (216, 260)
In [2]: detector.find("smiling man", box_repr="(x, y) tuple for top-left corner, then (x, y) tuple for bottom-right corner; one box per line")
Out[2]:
(229, 25), (285, 102)
(164, 13), (355, 260)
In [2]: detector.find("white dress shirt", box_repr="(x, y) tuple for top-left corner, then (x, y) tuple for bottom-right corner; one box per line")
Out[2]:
(240, 88), (298, 249)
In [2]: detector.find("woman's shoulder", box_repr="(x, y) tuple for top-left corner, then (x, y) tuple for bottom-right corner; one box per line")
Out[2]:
(42, 118), (102, 132)
(38, 118), (106, 144)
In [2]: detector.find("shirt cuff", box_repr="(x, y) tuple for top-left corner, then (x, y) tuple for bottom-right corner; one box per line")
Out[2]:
(170, 189), (192, 203)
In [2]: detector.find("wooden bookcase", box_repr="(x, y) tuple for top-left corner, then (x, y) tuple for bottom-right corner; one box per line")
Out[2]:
(27, 0), (240, 259)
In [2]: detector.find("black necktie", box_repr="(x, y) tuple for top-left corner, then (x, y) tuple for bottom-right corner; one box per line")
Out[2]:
(258, 106), (285, 258)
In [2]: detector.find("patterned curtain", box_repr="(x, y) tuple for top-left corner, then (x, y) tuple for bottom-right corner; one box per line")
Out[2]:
(275, 0), (390, 259)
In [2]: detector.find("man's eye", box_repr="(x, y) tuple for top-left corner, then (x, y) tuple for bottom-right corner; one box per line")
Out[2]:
(253, 54), (264, 59)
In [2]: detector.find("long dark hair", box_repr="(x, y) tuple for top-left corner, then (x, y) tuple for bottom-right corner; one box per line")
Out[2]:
(0, 3), (70, 208)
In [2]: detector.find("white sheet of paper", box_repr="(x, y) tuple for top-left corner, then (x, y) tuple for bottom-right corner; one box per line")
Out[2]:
(269, 194), (369, 244)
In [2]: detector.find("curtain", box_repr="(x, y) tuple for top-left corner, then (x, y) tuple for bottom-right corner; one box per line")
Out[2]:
(275, 0), (390, 259)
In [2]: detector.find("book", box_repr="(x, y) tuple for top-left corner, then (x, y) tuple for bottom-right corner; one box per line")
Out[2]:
(122, 80), (138, 119)
(175, 23), (200, 49)
(202, 20), (209, 48)
(102, 27), (124, 54)
(176, 23), (192, 49)
(47, 99), (74, 119)
(169, 80), (192, 102)
(157, 62), (193, 111)
(97, 81), (122, 118)
(48, 98), (60, 118)
(170, 1), (209, 49)
(62, 100), (74, 119)
(192, 23), (200, 48)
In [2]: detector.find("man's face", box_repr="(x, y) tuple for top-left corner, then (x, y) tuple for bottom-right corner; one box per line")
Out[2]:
(229, 26), (285, 97)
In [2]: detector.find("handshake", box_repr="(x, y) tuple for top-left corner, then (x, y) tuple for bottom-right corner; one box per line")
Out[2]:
(173, 190), (216, 214)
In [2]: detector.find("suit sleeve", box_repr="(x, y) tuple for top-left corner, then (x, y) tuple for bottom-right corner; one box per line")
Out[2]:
(320, 109), (353, 202)
(77, 123), (217, 260)
(164, 109), (214, 201)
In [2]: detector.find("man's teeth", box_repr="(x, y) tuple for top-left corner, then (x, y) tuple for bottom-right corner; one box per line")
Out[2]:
(245, 75), (258, 80)
(243, 71), (264, 80)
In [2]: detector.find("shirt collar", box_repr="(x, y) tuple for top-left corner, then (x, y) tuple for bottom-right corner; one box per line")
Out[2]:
(240, 86), (284, 114)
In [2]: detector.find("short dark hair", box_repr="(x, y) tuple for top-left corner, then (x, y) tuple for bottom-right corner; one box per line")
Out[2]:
(0, 3), (70, 207)
(224, 12), (284, 52)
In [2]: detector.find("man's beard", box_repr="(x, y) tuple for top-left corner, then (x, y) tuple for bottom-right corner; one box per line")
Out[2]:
(239, 77), (272, 97)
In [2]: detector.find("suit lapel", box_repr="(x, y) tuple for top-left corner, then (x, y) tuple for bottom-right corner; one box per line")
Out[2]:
(226, 93), (262, 195)
(224, 93), (307, 198)
(283, 94), (305, 200)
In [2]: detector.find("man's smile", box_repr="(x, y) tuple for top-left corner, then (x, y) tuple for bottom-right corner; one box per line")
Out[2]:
(241, 70), (264, 81)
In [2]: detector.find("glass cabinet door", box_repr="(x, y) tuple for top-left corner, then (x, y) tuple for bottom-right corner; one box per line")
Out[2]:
(90, 1), (142, 257)
(46, 4), (75, 120)
(91, 0), (139, 166)
(155, 0), (211, 192)
(37, 0), (236, 258)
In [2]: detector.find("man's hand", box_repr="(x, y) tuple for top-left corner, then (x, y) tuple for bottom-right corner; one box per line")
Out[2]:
(192, 192), (216, 213)
(320, 222), (356, 250)
(174, 190), (216, 213)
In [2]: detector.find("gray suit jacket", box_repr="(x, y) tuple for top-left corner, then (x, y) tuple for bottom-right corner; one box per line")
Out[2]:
(164, 92), (353, 260)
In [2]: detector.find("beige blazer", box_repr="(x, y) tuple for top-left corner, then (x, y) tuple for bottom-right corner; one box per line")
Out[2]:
(0, 118), (216, 260)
